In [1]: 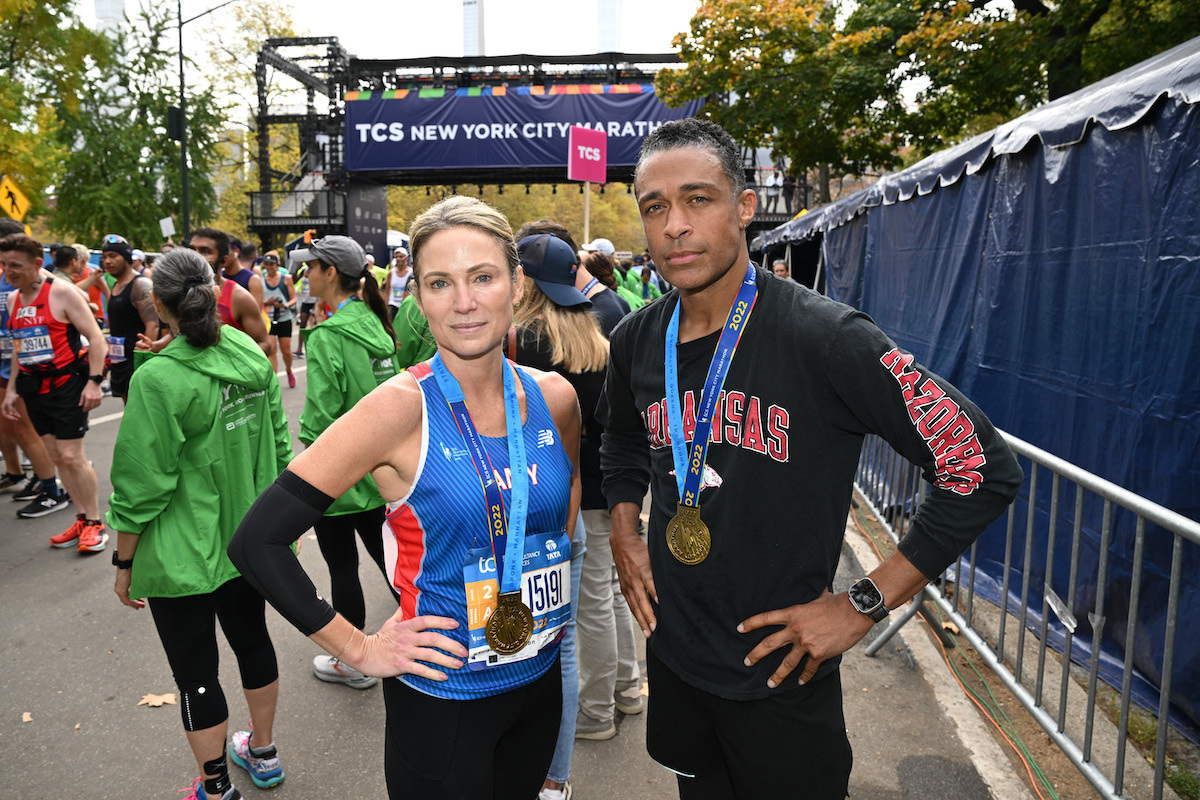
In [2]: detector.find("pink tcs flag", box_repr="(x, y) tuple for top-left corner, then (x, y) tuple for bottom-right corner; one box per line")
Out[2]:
(567, 125), (607, 183)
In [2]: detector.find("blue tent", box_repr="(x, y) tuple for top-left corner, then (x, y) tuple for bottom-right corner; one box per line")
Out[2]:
(753, 37), (1200, 733)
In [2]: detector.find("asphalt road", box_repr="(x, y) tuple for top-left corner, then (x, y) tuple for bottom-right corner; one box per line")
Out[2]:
(0, 362), (1019, 799)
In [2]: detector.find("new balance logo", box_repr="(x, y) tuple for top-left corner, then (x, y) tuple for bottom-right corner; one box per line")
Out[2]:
(537, 429), (555, 447)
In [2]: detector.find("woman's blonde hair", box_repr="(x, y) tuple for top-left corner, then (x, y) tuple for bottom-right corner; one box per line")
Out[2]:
(408, 196), (519, 289)
(514, 280), (609, 373)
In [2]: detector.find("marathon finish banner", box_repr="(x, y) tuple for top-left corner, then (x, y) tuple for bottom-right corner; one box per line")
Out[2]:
(343, 85), (704, 173)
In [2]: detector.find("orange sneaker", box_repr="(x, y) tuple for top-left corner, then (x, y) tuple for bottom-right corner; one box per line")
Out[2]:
(50, 514), (86, 548)
(77, 519), (108, 553)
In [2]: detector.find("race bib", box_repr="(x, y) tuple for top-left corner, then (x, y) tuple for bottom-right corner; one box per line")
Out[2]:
(463, 530), (571, 670)
(0, 333), (12, 362)
(13, 326), (53, 366)
(107, 335), (126, 363)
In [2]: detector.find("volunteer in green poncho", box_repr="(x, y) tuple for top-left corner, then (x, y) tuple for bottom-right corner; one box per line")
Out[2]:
(108, 248), (294, 800)
(291, 234), (401, 691)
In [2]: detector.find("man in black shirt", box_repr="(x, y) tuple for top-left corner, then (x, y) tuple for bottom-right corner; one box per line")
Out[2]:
(598, 118), (1022, 798)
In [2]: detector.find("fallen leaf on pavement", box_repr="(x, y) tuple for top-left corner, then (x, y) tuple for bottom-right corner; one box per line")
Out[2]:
(22, 712), (32, 723)
(137, 693), (177, 708)
(942, 621), (960, 635)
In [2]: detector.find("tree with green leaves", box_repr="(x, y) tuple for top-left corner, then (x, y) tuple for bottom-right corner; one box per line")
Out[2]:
(658, 0), (1200, 204)
(0, 0), (110, 220)
(53, 2), (226, 248)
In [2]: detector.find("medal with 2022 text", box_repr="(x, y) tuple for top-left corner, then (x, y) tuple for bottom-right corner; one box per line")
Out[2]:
(663, 263), (758, 564)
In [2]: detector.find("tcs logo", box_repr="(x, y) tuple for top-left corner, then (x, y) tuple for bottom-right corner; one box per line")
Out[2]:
(576, 145), (602, 161)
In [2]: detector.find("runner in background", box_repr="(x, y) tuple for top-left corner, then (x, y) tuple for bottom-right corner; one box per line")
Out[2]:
(1, 233), (108, 548)
(260, 251), (296, 388)
(230, 196), (580, 798)
(109, 248), (293, 800)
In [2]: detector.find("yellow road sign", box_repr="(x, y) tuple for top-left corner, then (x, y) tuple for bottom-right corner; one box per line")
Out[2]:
(1, 175), (31, 221)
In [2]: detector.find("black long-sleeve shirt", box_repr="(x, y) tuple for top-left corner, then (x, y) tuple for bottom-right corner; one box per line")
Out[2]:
(598, 265), (1022, 700)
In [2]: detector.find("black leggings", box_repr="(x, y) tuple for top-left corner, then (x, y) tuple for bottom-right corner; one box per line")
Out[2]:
(148, 577), (278, 732)
(313, 506), (399, 630)
(382, 658), (562, 799)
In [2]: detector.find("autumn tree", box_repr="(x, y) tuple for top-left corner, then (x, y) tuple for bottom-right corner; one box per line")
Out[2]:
(659, 0), (1200, 205)
(53, 2), (225, 246)
(0, 0), (110, 220)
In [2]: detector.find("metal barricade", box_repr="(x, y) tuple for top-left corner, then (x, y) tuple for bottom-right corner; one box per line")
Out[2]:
(855, 430), (1200, 800)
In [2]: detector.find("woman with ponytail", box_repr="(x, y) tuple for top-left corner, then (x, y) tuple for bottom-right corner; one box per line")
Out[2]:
(107, 248), (294, 799)
(288, 234), (401, 691)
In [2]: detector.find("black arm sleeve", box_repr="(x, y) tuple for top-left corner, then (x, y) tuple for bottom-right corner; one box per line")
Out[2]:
(228, 469), (339, 636)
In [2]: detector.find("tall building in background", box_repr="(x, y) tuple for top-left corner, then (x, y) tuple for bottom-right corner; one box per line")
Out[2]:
(94, 0), (126, 37)
(598, 0), (621, 52)
(463, 0), (484, 57)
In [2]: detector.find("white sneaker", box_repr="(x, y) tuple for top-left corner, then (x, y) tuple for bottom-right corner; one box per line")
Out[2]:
(312, 655), (377, 689)
(538, 781), (572, 800)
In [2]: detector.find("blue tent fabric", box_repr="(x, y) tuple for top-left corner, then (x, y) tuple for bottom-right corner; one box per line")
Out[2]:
(754, 37), (1200, 735)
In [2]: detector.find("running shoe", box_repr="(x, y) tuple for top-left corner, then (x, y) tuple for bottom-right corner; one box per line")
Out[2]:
(539, 781), (573, 800)
(292, 350), (304, 358)
(0, 472), (25, 491)
(11, 475), (44, 501)
(286, 371), (296, 389)
(312, 655), (377, 689)
(178, 777), (242, 800)
(77, 519), (108, 553)
(229, 730), (285, 789)
(19, 491), (72, 519)
(50, 514), (87, 548)
(574, 710), (617, 741)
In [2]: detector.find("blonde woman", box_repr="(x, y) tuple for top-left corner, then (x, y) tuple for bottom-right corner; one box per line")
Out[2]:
(231, 197), (581, 798)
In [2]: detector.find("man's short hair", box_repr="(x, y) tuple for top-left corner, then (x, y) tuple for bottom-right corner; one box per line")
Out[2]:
(239, 240), (258, 260)
(0, 233), (44, 261)
(514, 219), (580, 254)
(635, 118), (747, 200)
(186, 227), (232, 261)
(54, 245), (77, 268)
(0, 217), (24, 236)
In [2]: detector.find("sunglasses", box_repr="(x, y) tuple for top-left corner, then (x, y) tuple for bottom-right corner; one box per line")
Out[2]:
(103, 234), (129, 245)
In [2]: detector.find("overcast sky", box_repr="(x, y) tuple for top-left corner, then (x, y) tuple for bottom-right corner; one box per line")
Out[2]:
(88, 0), (701, 60)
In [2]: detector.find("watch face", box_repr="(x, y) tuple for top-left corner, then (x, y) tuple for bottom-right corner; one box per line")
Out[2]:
(849, 578), (883, 612)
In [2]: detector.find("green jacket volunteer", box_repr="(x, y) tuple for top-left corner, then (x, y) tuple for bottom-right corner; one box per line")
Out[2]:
(108, 327), (294, 597)
(107, 248), (291, 800)
(289, 234), (402, 691)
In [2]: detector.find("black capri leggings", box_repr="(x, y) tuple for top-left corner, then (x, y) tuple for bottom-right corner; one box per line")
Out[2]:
(148, 577), (278, 732)
(382, 657), (562, 799)
(313, 506), (400, 630)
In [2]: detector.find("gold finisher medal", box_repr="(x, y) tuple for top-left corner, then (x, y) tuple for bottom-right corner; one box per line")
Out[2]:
(485, 591), (535, 655)
(666, 502), (711, 565)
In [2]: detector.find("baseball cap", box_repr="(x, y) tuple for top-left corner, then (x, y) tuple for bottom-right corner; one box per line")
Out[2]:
(262, 252), (280, 264)
(289, 235), (367, 278)
(393, 243), (410, 258)
(131, 248), (145, 261)
(581, 237), (615, 257)
(101, 234), (133, 263)
(518, 234), (591, 308)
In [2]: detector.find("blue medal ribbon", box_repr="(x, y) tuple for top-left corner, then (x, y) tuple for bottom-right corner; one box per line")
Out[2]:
(430, 353), (529, 596)
(664, 262), (758, 508)
(581, 277), (600, 295)
(334, 295), (358, 313)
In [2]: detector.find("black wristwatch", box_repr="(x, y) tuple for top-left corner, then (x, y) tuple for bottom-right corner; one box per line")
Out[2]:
(112, 551), (134, 570)
(88, 374), (104, 385)
(848, 577), (889, 623)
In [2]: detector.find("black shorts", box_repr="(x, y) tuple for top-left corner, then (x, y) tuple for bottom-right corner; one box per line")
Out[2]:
(109, 359), (134, 397)
(646, 647), (852, 799)
(270, 319), (293, 338)
(300, 301), (315, 314)
(381, 658), (561, 799)
(21, 371), (90, 440)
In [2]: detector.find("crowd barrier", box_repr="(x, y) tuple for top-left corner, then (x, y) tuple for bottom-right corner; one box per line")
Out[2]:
(855, 430), (1200, 800)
